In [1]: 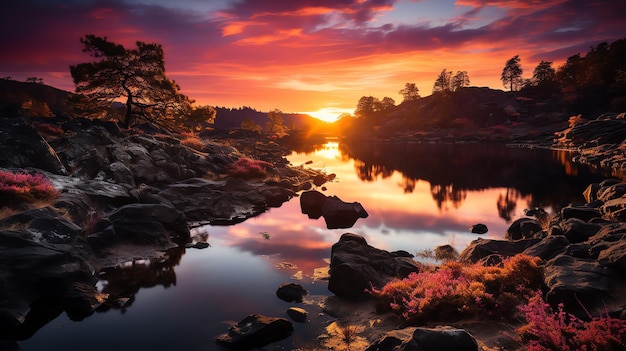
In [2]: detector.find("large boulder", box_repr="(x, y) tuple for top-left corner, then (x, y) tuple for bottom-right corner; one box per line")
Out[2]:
(329, 233), (422, 300)
(300, 190), (327, 219)
(215, 314), (293, 350)
(543, 253), (620, 315)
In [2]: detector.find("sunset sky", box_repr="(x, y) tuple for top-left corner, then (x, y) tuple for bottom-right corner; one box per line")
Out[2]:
(2, 0), (625, 121)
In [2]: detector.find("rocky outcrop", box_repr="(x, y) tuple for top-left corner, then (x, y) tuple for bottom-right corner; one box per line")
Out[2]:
(215, 314), (293, 350)
(300, 190), (369, 229)
(328, 233), (422, 300)
(460, 178), (626, 317)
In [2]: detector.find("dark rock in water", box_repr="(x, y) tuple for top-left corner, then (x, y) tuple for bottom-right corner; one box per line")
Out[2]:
(276, 283), (308, 303)
(300, 191), (368, 229)
(365, 326), (478, 351)
(524, 207), (547, 217)
(329, 233), (422, 301)
(321, 195), (368, 229)
(469, 223), (488, 234)
(300, 190), (327, 219)
(459, 237), (541, 263)
(286, 307), (308, 323)
(505, 217), (543, 240)
(215, 314), (293, 350)
(0, 107), (67, 174)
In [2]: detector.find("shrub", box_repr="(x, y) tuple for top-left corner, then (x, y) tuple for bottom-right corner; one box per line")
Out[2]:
(181, 136), (205, 151)
(369, 254), (543, 325)
(517, 290), (626, 351)
(226, 157), (274, 180)
(0, 170), (59, 205)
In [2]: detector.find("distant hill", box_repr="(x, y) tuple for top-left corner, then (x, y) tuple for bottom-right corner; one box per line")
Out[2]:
(0, 79), (330, 132)
(0, 78), (73, 116)
(214, 106), (331, 132)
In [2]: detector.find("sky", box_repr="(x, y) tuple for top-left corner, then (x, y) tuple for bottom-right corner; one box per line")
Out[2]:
(2, 0), (625, 121)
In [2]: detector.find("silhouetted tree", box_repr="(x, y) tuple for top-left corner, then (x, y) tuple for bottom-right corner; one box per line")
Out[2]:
(265, 108), (288, 137)
(355, 96), (380, 118)
(25, 77), (44, 84)
(433, 69), (452, 94)
(241, 117), (262, 133)
(70, 34), (204, 130)
(451, 71), (470, 92)
(532, 61), (556, 86)
(380, 97), (396, 110)
(399, 83), (421, 103)
(501, 55), (524, 91)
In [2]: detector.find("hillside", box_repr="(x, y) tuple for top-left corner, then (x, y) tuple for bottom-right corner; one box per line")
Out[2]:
(0, 78), (73, 116)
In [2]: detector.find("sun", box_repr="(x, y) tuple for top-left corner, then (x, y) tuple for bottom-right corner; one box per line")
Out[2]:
(306, 107), (352, 123)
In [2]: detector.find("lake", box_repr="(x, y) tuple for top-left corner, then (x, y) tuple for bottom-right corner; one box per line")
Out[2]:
(15, 141), (620, 351)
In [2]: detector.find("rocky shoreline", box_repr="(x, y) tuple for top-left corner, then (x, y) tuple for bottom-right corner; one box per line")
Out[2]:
(2, 105), (626, 350)
(0, 108), (333, 343)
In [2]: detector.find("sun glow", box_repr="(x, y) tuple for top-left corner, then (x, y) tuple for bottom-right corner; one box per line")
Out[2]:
(305, 107), (352, 123)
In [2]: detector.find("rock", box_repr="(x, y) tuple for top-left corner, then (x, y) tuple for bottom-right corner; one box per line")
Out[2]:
(0, 230), (95, 340)
(300, 190), (328, 219)
(63, 282), (109, 321)
(459, 237), (541, 263)
(215, 314), (293, 350)
(560, 205), (601, 222)
(560, 218), (601, 243)
(321, 195), (369, 229)
(522, 235), (570, 260)
(505, 218), (543, 240)
(583, 182), (601, 203)
(286, 307), (308, 323)
(276, 283), (308, 303)
(300, 191), (368, 228)
(0, 107), (67, 174)
(469, 223), (488, 234)
(328, 233), (422, 300)
(601, 197), (626, 221)
(365, 326), (478, 351)
(543, 253), (618, 314)
(87, 203), (189, 252)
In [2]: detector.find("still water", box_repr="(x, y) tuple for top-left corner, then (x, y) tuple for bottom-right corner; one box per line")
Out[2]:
(17, 141), (618, 351)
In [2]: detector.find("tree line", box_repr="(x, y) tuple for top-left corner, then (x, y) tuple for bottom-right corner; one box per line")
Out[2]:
(352, 38), (626, 121)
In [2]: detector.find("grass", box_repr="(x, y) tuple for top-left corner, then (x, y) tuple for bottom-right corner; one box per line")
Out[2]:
(180, 135), (205, 151)
(225, 157), (275, 180)
(0, 170), (59, 206)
